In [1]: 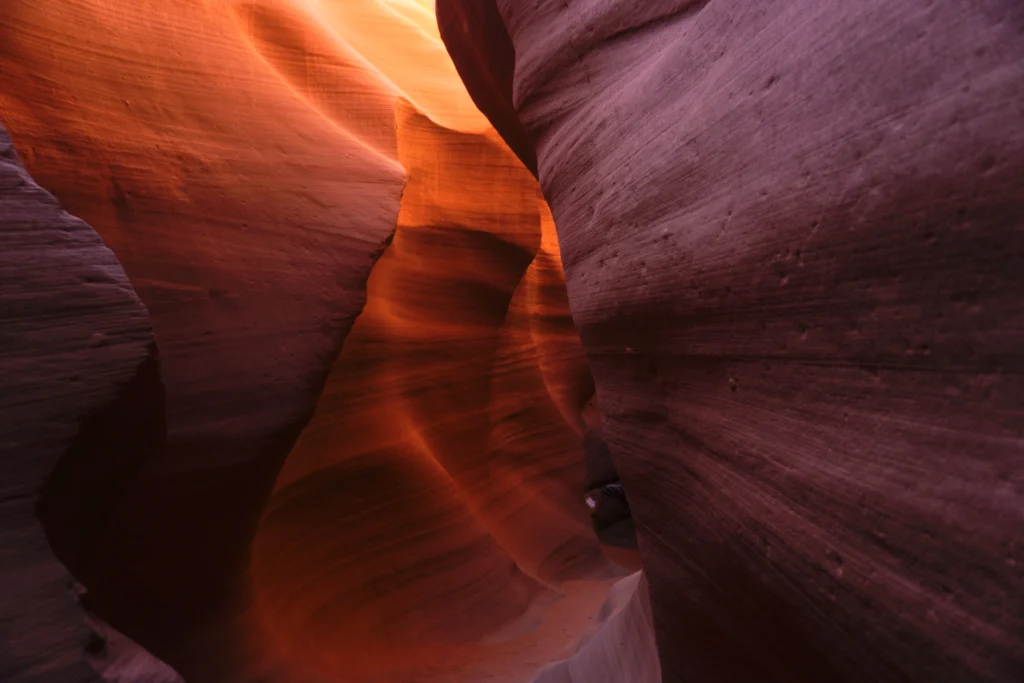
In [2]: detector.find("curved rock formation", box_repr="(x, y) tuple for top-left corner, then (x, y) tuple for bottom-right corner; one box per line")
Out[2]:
(246, 65), (640, 676)
(534, 572), (659, 683)
(0, 124), (171, 682)
(2, 1), (629, 682)
(1, 0), (405, 647)
(250, 101), (609, 682)
(435, 0), (537, 176)
(439, 1), (1024, 682)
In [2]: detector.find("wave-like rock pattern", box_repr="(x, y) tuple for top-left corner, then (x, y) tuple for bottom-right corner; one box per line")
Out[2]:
(1, 0), (405, 647)
(2, 1), (622, 682)
(439, 1), (1024, 682)
(0, 125), (171, 682)
(534, 572), (659, 683)
(252, 100), (610, 682)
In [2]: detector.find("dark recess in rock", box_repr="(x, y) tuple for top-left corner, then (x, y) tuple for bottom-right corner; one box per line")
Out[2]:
(0, 123), (172, 683)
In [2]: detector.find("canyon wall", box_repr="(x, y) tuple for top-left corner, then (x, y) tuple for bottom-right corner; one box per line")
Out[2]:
(439, 1), (1024, 682)
(534, 572), (659, 683)
(249, 100), (613, 682)
(1, 1), (620, 682)
(1, 0), (405, 649)
(0, 124), (172, 682)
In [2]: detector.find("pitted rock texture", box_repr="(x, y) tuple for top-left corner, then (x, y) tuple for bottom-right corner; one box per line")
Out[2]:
(0, 124), (168, 682)
(440, 1), (1024, 681)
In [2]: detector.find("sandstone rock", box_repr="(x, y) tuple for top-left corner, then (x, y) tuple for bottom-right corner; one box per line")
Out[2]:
(0, 124), (165, 682)
(83, 609), (185, 683)
(2, 2), (620, 682)
(533, 572), (659, 683)
(440, 1), (1024, 681)
(0, 0), (404, 647)
(251, 99), (612, 681)
(437, 0), (538, 176)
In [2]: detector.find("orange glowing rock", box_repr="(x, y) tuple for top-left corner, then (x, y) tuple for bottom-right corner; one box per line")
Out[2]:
(251, 97), (617, 680)
(0, 1), (623, 681)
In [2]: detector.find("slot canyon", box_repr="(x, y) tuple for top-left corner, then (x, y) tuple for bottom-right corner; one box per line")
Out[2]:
(0, 1), (1021, 682)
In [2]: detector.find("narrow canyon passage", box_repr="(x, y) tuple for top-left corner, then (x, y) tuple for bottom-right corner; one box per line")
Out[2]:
(439, 1), (1024, 682)
(2, 1), (1022, 683)
(1, 1), (646, 682)
(251, 100), (628, 682)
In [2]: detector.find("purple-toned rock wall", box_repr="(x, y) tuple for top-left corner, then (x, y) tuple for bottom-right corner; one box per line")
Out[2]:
(440, 1), (1024, 681)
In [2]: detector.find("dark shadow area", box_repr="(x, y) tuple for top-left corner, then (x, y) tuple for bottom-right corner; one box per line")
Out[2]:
(37, 345), (166, 594)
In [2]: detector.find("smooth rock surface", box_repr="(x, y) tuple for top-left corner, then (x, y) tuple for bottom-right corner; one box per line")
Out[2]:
(84, 611), (185, 683)
(440, 1), (1024, 681)
(533, 572), (659, 683)
(251, 101), (618, 682)
(2, 2), (625, 682)
(0, 125), (165, 682)
(0, 0), (405, 647)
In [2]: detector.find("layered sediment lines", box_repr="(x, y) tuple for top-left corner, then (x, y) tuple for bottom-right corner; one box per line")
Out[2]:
(0, 124), (171, 682)
(534, 572), (659, 683)
(1, 0), (405, 649)
(2, 1), (614, 682)
(252, 99), (611, 682)
(439, 1), (1024, 682)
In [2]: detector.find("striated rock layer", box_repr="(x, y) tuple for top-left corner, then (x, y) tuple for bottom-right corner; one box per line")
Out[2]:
(250, 97), (610, 681)
(534, 572), (659, 683)
(1, 0), (405, 648)
(2, 1), (622, 682)
(440, 1), (1024, 682)
(0, 124), (173, 682)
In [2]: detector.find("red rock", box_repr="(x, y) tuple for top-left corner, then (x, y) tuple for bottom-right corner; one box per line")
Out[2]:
(440, 1), (1024, 681)
(250, 100), (614, 682)
(0, 0), (404, 646)
(436, 0), (538, 176)
(2, 2), (626, 682)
